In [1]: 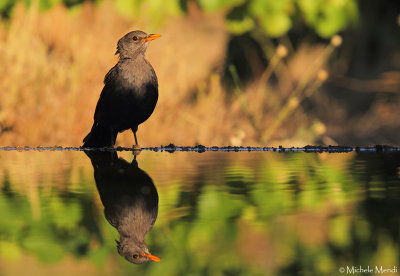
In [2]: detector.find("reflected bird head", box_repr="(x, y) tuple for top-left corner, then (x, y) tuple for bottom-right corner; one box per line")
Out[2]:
(116, 239), (161, 264)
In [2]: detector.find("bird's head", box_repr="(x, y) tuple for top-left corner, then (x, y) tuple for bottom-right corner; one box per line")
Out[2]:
(116, 238), (161, 264)
(115, 30), (161, 59)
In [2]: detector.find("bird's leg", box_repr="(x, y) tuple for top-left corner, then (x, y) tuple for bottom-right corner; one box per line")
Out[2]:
(110, 129), (114, 148)
(132, 128), (141, 153)
(134, 132), (138, 146)
(111, 130), (118, 148)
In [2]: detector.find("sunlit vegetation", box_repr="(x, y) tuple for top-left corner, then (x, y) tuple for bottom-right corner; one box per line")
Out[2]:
(3, 0), (397, 147)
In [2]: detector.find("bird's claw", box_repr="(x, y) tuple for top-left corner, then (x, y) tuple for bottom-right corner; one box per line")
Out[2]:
(132, 144), (142, 155)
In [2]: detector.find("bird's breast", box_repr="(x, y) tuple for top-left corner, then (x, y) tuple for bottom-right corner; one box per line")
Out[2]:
(118, 57), (157, 88)
(99, 57), (158, 129)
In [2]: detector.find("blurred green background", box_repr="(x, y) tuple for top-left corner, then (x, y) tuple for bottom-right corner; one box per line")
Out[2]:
(0, 150), (399, 275)
(0, 0), (359, 38)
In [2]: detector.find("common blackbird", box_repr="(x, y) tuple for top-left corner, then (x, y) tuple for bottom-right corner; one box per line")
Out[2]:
(83, 30), (160, 148)
(85, 150), (161, 264)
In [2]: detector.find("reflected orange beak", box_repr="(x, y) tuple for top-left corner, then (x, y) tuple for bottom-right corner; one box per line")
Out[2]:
(142, 34), (161, 42)
(142, 253), (161, 262)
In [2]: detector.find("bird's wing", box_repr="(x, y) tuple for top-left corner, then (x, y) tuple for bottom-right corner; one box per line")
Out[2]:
(104, 65), (119, 85)
(93, 66), (119, 122)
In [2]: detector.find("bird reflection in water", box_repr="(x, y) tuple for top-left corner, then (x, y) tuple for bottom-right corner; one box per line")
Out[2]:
(85, 151), (161, 264)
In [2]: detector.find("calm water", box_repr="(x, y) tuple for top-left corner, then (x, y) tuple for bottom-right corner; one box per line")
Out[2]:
(0, 150), (399, 275)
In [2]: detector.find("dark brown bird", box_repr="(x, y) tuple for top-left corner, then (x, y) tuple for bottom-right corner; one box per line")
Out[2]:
(83, 30), (160, 148)
(85, 150), (161, 264)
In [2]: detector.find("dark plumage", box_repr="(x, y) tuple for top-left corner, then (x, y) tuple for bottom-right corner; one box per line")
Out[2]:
(85, 150), (160, 264)
(83, 30), (160, 148)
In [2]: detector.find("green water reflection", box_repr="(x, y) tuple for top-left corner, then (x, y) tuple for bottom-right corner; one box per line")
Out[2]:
(0, 151), (399, 275)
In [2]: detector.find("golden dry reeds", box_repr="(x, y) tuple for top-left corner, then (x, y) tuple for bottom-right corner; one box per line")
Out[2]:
(0, 2), (336, 147)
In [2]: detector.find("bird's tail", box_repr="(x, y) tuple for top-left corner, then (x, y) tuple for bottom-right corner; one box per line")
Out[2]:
(82, 122), (117, 148)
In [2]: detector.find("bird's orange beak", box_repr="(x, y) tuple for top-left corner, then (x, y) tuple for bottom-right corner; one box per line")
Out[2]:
(142, 253), (161, 262)
(142, 34), (161, 42)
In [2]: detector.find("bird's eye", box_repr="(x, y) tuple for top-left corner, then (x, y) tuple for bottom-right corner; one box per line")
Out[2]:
(132, 36), (138, 41)
(133, 254), (139, 259)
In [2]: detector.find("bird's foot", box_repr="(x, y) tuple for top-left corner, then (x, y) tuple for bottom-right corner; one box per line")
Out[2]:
(132, 144), (141, 155)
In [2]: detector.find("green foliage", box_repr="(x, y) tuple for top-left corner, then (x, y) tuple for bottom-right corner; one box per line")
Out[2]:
(114, 0), (182, 26)
(22, 229), (65, 262)
(298, 0), (359, 37)
(249, 0), (294, 37)
(208, 0), (359, 37)
(197, 186), (245, 220)
(0, 0), (17, 17)
(198, 0), (245, 13)
(0, 0), (82, 17)
(0, 240), (21, 260)
(33, 0), (62, 10)
(329, 216), (351, 248)
(1, 0), (359, 38)
(0, 151), (399, 275)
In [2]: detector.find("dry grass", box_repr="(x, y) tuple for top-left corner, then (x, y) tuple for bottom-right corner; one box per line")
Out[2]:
(0, 2), (336, 147)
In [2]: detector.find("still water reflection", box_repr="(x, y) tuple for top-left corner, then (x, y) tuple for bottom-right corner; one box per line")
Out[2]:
(0, 150), (399, 275)
(86, 151), (160, 264)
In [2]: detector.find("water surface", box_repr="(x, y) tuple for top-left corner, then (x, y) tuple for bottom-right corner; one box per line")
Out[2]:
(0, 150), (399, 275)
